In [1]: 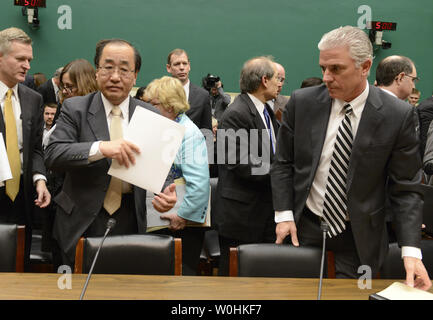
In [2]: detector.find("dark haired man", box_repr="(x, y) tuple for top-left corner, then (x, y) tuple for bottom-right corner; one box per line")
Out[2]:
(45, 39), (176, 267)
(166, 49), (212, 130)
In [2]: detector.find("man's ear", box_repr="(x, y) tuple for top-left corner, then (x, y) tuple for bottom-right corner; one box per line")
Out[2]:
(361, 59), (372, 76)
(396, 72), (405, 84)
(166, 64), (171, 74)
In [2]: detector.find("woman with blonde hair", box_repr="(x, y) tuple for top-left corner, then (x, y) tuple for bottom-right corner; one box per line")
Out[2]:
(144, 76), (210, 275)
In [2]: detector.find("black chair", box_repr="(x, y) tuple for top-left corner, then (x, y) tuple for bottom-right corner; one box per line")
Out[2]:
(74, 234), (182, 275)
(380, 240), (433, 279)
(229, 243), (331, 278)
(0, 224), (25, 272)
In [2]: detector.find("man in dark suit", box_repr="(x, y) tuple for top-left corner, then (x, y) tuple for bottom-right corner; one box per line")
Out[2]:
(215, 56), (280, 275)
(271, 26), (431, 289)
(166, 48), (212, 131)
(37, 67), (62, 105)
(45, 39), (176, 268)
(417, 94), (433, 156)
(0, 27), (51, 267)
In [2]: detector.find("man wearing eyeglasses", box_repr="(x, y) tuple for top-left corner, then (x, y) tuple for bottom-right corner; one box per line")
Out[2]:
(45, 39), (177, 268)
(376, 55), (418, 101)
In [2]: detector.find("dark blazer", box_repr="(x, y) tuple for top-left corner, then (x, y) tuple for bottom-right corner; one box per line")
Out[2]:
(215, 93), (279, 242)
(0, 84), (45, 224)
(270, 84), (423, 273)
(187, 83), (212, 131)
(37, 79), (57, 104)
(44, 92), (159, 261)
(417, 96), (433, 156)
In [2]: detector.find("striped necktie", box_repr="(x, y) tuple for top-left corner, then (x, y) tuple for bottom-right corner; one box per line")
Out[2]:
(263, 104), (275, 154)
(322, 104), (353, 237)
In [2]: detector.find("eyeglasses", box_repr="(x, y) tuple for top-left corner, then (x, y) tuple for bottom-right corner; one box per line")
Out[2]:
(404, 74), (420, 83)
(98, 65), (135, 78)
(59, 84), (77, 94)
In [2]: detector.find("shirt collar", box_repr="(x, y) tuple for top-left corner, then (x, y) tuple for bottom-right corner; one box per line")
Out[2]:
(379, 87), (398, 99)
(247, 92), (266, 113)
(100, 93), (130, 119)
(0, 80), (19, 101)
(334, 81), (369, 119)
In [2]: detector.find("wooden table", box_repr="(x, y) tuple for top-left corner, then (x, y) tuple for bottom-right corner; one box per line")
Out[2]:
(0, 273), (421, 300)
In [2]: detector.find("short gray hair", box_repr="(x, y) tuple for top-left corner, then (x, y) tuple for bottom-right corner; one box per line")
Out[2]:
(240, 56), (275, 94)
(318, 26), (372, 68)
(0, 27), (32, 55)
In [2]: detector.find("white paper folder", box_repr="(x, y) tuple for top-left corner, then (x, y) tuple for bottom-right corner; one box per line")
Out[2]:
(108, 106), (185, 194)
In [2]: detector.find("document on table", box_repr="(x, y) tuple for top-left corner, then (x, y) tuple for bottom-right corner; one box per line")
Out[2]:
(0, 133), (12, 187)
(108, 106), (185, 194)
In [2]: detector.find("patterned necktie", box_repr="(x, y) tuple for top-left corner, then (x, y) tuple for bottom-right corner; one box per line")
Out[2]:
(4, 89), (21, 201)
(322, 104), (353, 237)
(103, 106), (123, 215)
(263, 104), (275, 154)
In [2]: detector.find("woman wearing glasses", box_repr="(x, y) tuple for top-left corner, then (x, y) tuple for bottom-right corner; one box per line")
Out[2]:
(58, 59), (98, 104)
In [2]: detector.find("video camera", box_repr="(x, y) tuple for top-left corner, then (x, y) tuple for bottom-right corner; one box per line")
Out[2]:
(202, 74), (220, 91)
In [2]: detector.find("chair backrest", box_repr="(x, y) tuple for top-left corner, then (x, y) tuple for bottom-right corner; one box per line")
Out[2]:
(74, 234), (182, 275)
(0, 224), (25, 272)
(380, 240), (433, 279)
(229, 243), (327, 278)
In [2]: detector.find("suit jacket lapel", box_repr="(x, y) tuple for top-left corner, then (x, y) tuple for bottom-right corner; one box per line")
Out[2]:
(18, 84), (31, 170)
(128, 97), (137, 121)
(0, 101), (4, 144)
(346, 86), (384, 191)
(87, 91), (110, 143)
(309, 88), (332, 183)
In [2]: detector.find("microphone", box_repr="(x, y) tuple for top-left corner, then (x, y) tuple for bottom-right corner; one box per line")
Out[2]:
(317, 220), (329, 300)
(79, 218), (116, 300)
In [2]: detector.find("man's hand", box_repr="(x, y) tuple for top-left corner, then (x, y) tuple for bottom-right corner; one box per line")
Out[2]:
(34, 180), (51, 208)
(152, 183), (177, 213)
(275, 221), (299, 246)
(99, 139), (140, 168)
(404, 256), (432, 290)
(160, 212), (187, 231)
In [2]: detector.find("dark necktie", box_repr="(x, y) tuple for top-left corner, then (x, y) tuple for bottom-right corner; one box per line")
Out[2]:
(322, 104), (353, 237)
(263, 104), (275, 154)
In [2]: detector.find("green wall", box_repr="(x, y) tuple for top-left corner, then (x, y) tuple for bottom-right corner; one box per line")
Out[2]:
(1, 0), (432, 99)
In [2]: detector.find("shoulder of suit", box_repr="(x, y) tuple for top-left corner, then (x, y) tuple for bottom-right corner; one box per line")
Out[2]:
(372, 85), (413, 113)
(132, 97), (160, 114)
(18, 83), (43, 100)
(190, 82), (208, 95)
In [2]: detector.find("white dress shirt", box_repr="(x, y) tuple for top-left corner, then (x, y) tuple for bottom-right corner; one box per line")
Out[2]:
(274, 82), (421, 259)
(89, 94), (131, 193)
(248, 93), (276, 147)
(183, 80), (190, 101)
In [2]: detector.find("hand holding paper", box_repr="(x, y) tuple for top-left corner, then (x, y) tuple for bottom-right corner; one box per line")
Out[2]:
(108, 106), (185, 194)
(100, 139), (140, 168)
(152, 183), (177, 212)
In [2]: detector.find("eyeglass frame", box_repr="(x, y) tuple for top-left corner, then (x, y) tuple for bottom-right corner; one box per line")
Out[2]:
(403, 73), (420, 83)
(59, 83), (77, 94)
(97, 65), (136, 78)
